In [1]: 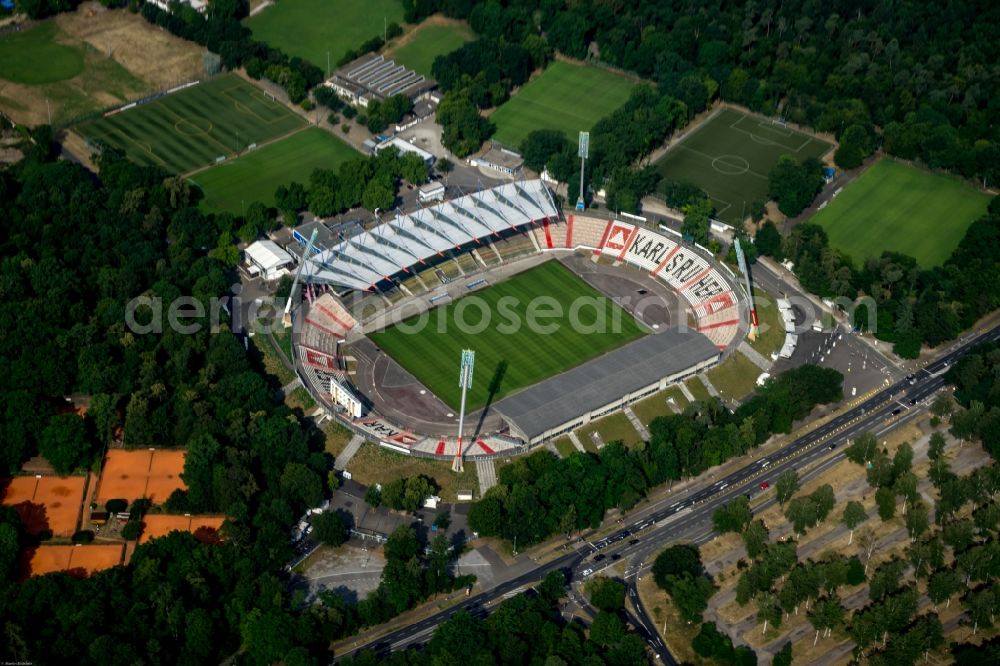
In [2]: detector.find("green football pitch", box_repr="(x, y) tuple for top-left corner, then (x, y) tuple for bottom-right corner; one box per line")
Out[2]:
(245, 0), (405, 71)
(368, 260), (647, 410)
(78, 74), (305, 174)
(654, 108), (832, 224)
(811, 159), (992, 267)
(388, 22), (473, 77)
(490, 61), (637, 148)
(190, 127), (360, 213)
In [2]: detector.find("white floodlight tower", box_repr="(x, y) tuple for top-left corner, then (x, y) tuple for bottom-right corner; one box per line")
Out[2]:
(283, 228), (319, 327)
(453, 349), (475, 473)
(734, 237), (759, 339)
(576, 131), (589, 211)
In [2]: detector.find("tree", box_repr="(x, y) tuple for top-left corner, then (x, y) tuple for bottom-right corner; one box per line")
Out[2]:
(928, 432), (947, 460)
(756, 591), (782, 634)
(589, 611), (625, 647)
(928, 569), (961, 609)
(931, 395), (954, 419)
(433, 511), (451, 531)
(846, 432), (878, 465)
(520, 129), (569, 172)
(652, 544), (704, 590)
(280, 462), (324, 509)
(121, 520), (143, 541)
(39, 413), (95, 475)
(587, 577), (625, 612)
(361, 179), (395, 212)
(743, 520), (769, 558)
(712, 496), (753, 534)
(843, 501), (867, 545)
(808, 595), (844, 644)
(767, 155), (824, 217)
(667, 572), (714, 623)
(876, 486), (896, 521)
(682, 197), (713, 245)
(755, 220), (782, 257)
(539, 569), (566, 604)
(364, 485), (382, 508)
(313, 511), (347, 547)
(399, 153), (428, 185)
(833, 124), (872, 169)
(773, 641), (793, 666)
(776, 469), (800, 505)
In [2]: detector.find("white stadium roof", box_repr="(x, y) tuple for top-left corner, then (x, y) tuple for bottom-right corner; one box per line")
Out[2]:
(302, 179), (559, 291)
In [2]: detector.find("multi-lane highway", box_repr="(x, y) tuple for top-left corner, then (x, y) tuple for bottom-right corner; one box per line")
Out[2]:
(336, 322), (1000, 662)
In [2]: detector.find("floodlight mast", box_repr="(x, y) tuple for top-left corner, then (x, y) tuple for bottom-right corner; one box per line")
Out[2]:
(576, 132), (589, 211)
(734, 237), (759, 339)
(283, 228), (319, 326)
(453, 349), (475, 473)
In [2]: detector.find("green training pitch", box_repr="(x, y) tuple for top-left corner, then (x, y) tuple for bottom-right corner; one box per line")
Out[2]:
(654, 108), (832, 225)
(490, 61), (637, 148)
(245, 0), (405, 71)
(78, 74), (305, 174)
(368, 260), (647, 410)
(811, 159), (992, 267)
(0, 23), (84, 85)
(389, 22), (473, 77)
(190, 127), (360, 213)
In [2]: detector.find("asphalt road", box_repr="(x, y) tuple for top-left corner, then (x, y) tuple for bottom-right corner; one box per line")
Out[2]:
(336, 321), (1000, 662)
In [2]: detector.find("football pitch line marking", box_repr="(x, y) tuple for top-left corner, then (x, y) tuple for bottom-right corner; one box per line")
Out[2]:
(223, 86), (288, 125)
(159, 102), (236, 160)
(677, 145), (768, 181)
(729, 115), (812, 152)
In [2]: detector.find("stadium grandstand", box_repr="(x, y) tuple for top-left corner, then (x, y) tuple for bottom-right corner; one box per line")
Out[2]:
(293, 181), (745, 457)
(301, 179), (559, 291)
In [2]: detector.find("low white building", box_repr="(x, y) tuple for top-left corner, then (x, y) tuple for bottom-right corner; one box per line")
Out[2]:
(418, 180), (446, 203)
(244, 240), (295, 281)
(374, 136), (435, 166)
(147, 0), (207, 13)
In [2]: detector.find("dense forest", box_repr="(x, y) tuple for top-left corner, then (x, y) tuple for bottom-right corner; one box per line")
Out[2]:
(0, 135), (467, 664)
(469, 365), (842, 547)
(414, 0), (1000, 188)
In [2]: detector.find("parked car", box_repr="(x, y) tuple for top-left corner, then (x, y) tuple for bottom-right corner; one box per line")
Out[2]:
(759, 481), (770, 490)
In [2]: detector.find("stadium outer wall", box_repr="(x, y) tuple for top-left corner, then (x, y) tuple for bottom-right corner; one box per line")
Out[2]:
(292, 212), (748, 461)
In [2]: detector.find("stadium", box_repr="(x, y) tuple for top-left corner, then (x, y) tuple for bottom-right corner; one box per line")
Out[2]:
(291, 180), (747, 462)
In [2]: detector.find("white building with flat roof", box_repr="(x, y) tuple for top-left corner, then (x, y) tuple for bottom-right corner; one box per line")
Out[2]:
(244, 240), (295, 281)
(418, 180), (445, 203)
(374, 136), (435, 166)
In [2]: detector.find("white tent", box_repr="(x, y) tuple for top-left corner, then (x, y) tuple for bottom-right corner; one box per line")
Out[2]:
(245, 240), (295, 281)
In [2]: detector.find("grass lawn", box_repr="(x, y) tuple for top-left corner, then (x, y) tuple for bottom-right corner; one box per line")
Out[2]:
(706, 351), (761, 402)
(284, 386), (317, 413)
(249, 328), (296, 387)
(490, 61), (636, 148)
(368, 260), (647, 410)
(748, 287), (785, 359)
(388, 21), (473, 77)
(811, 159), (992, 267)
(78, 74), (305, 174)
(553, 437), (577, 458)
(245, 0), (405, 71)
(577, 412), (643, 449)
(685, 377), (712, 403)
(0, 22), (83, 84)
(346, 442), (478, 502)
(323, 421), (354, 459)
(655, 107), (831, 224)
(631, 386), (689, 426)
(191, 127), (360, 213)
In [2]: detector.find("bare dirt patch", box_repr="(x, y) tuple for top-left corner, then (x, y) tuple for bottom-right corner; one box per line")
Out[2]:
(57, 6), (204, 89)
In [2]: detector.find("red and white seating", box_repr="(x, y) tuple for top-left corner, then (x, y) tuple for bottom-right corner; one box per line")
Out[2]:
(305, 293), (357, 340)
(571, 216), (742, 350)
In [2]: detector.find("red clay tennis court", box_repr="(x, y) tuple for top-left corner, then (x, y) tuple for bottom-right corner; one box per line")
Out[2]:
(28, 544), (124, 577)
(1, 476), (87, 536)
(139, 515), (225, 544)
(95, 449), (187, 504)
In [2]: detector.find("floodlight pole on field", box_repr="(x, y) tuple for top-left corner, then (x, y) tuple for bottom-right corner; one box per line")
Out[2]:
(453, 349), (475, 473)
(576, 132), (589, 211)
(734, 237), (759, 339)
(283, 228), (319, 327)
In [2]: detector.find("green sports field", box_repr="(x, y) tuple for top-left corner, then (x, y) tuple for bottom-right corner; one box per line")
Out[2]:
(0, 22), (84, 85)
(389, 22), (473, 77)
(368, 261), (647, 410)
(78, 74), (305, 174)
(654, 108), (832, 224)
(190, 127), (360, 213)
(245, 0), (405, 71)
(811, 159), (992, 267)
(490, 61), (637, 148)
